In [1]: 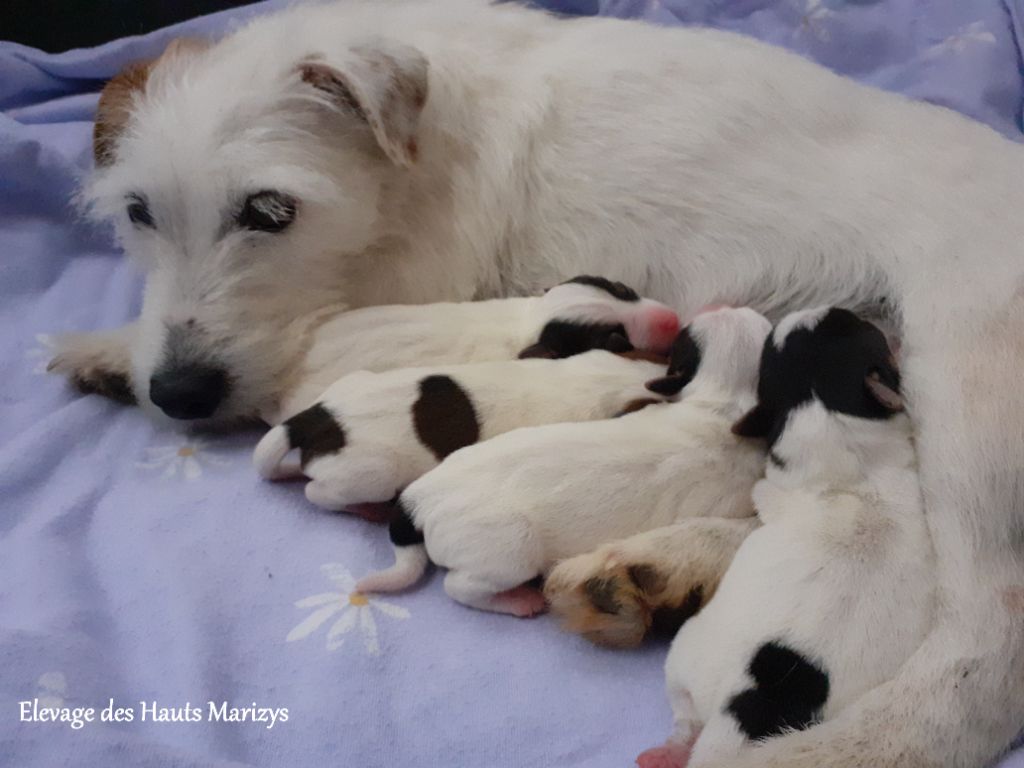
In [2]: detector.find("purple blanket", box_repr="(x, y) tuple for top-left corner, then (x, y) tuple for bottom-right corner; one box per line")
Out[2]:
(2, 1), (1022, 765)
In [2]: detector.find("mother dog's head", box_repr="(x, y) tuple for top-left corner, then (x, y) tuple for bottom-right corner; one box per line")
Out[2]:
(83, 28), (431, 422)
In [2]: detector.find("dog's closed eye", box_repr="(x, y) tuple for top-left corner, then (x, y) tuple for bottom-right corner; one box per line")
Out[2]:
(126, 193), (154, 229)
(237, 190), (297, 233)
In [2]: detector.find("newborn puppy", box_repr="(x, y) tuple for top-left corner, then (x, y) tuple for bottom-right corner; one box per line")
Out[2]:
(255, 349), (669, 509)
(360, 307), (771, 613)
(640, 308), (934, 768)
(271, 275), (680, 423)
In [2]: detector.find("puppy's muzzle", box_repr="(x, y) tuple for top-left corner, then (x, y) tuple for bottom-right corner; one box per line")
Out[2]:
(149, 363), (228, 420)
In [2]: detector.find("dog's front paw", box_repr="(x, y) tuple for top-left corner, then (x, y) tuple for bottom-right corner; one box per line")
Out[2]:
(47, 328), (137, 405)
(545, 543), (703, 648)
(545, 518), (758, 648)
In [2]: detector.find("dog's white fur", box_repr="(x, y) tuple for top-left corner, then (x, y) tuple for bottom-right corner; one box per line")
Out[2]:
(654, 338), (933, 767)
(375, 308), (769, 613)
(53, 1), (1024, 764)
(269, 279), (678, 423)
(255, 349), (667, 507)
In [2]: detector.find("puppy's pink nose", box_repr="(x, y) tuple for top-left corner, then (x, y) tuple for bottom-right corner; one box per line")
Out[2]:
(643, 306), (681, 354)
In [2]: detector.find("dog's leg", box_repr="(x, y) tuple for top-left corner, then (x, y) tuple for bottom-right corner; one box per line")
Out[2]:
(545, 517), (759, 648)
(47, 323), (138, 405)
(700, 307), (1024, 768)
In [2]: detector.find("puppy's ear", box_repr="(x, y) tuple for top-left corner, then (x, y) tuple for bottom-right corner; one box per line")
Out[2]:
(865, 370), (904, 412)
(645, 374), (687, 396)
(298, 42), (428, 168)
(517, 343), (556, 359)
(732, 404), (774, 437)
(93, 38), (209, 167)
(601, 331), (633, 353)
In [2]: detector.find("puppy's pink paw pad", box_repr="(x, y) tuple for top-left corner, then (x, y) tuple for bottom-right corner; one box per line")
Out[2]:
(636, 743), (692, 768)
(493, 585), (547, 617)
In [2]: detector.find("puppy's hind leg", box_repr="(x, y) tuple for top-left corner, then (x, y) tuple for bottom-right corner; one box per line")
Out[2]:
(444, 570), (546, 618)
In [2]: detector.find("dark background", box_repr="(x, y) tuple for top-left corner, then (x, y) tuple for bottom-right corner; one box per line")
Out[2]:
(2, 1), (258, 51)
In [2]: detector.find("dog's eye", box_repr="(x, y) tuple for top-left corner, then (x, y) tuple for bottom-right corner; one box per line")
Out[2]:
(126, 195), (154, 228)
(237, 191), (297, 233)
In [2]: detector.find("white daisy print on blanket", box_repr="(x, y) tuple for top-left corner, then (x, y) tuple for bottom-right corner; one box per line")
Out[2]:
(35, 671), (67, 708)
(136, 436), (234, 481)
(287, 564), (410, 655)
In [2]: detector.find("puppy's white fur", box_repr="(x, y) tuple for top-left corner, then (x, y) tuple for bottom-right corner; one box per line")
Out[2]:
(659, 400), (933, 767)
(270, 280), (678, 423)
(257, 349), (666, 507)
(379, 308), (769, 613)
(56, 2), (1024, 763)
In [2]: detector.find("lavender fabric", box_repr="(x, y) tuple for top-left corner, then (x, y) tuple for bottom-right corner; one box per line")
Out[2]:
(2, 1), (1023, 765)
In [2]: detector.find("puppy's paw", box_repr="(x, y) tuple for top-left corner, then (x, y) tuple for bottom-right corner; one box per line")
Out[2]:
(48, 331), (136, 405)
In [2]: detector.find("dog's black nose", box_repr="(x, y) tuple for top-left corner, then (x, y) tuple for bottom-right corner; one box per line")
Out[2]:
(149, 365), (228, 420)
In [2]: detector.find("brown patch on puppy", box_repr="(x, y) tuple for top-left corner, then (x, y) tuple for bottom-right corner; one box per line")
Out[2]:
(284, 403), (346, 468)
(412, 375), (480, 460)
(616, 398), (663, 417)
(93, 38), (209, 167)
(71, 369), (136, 405)
(616, 350), (669, 365)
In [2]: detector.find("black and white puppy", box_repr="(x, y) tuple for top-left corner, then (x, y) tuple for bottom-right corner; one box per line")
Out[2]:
(270, 275), (680, 424)
(359, 307), (771, 612)
(640, 308), (934, 768)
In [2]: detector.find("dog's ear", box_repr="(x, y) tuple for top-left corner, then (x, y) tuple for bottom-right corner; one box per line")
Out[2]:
(732, 404), (774, 437)
(298, 42), (429, 168)
(93, 38), (209, 167)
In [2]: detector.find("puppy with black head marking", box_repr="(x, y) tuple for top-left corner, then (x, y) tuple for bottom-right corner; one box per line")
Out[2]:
(357, 306), (770, 614)
(271, 275), (679, 424)
(642, 308), (934, 768)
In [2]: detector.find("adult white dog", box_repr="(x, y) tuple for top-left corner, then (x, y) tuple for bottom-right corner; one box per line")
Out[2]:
(49, 2), (1024, 766)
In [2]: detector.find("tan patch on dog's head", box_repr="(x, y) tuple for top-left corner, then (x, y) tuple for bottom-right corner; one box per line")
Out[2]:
(93, 38), (210, 167)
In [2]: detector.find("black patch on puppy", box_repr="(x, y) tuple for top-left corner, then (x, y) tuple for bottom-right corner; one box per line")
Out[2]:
(284, 403), (346, 468)
(412, 375), (481, 460)
(389, 499), (425, 547)
(734, 308), (902, 447)
(584, 576), (622, 615)
(645, 327), (702, 395)
(650, 585), (704, 637)
(562, 275), (640, 302)
(72, 370), (137, 405)
(767, 450), (787, 469)
(520, 320), (633, 360)
(727, 641), (830, 741)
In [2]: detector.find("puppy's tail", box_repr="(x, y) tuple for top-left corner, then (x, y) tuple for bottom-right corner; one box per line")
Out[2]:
(253, 424), (299, 480)
(356, 501), (430, 593)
